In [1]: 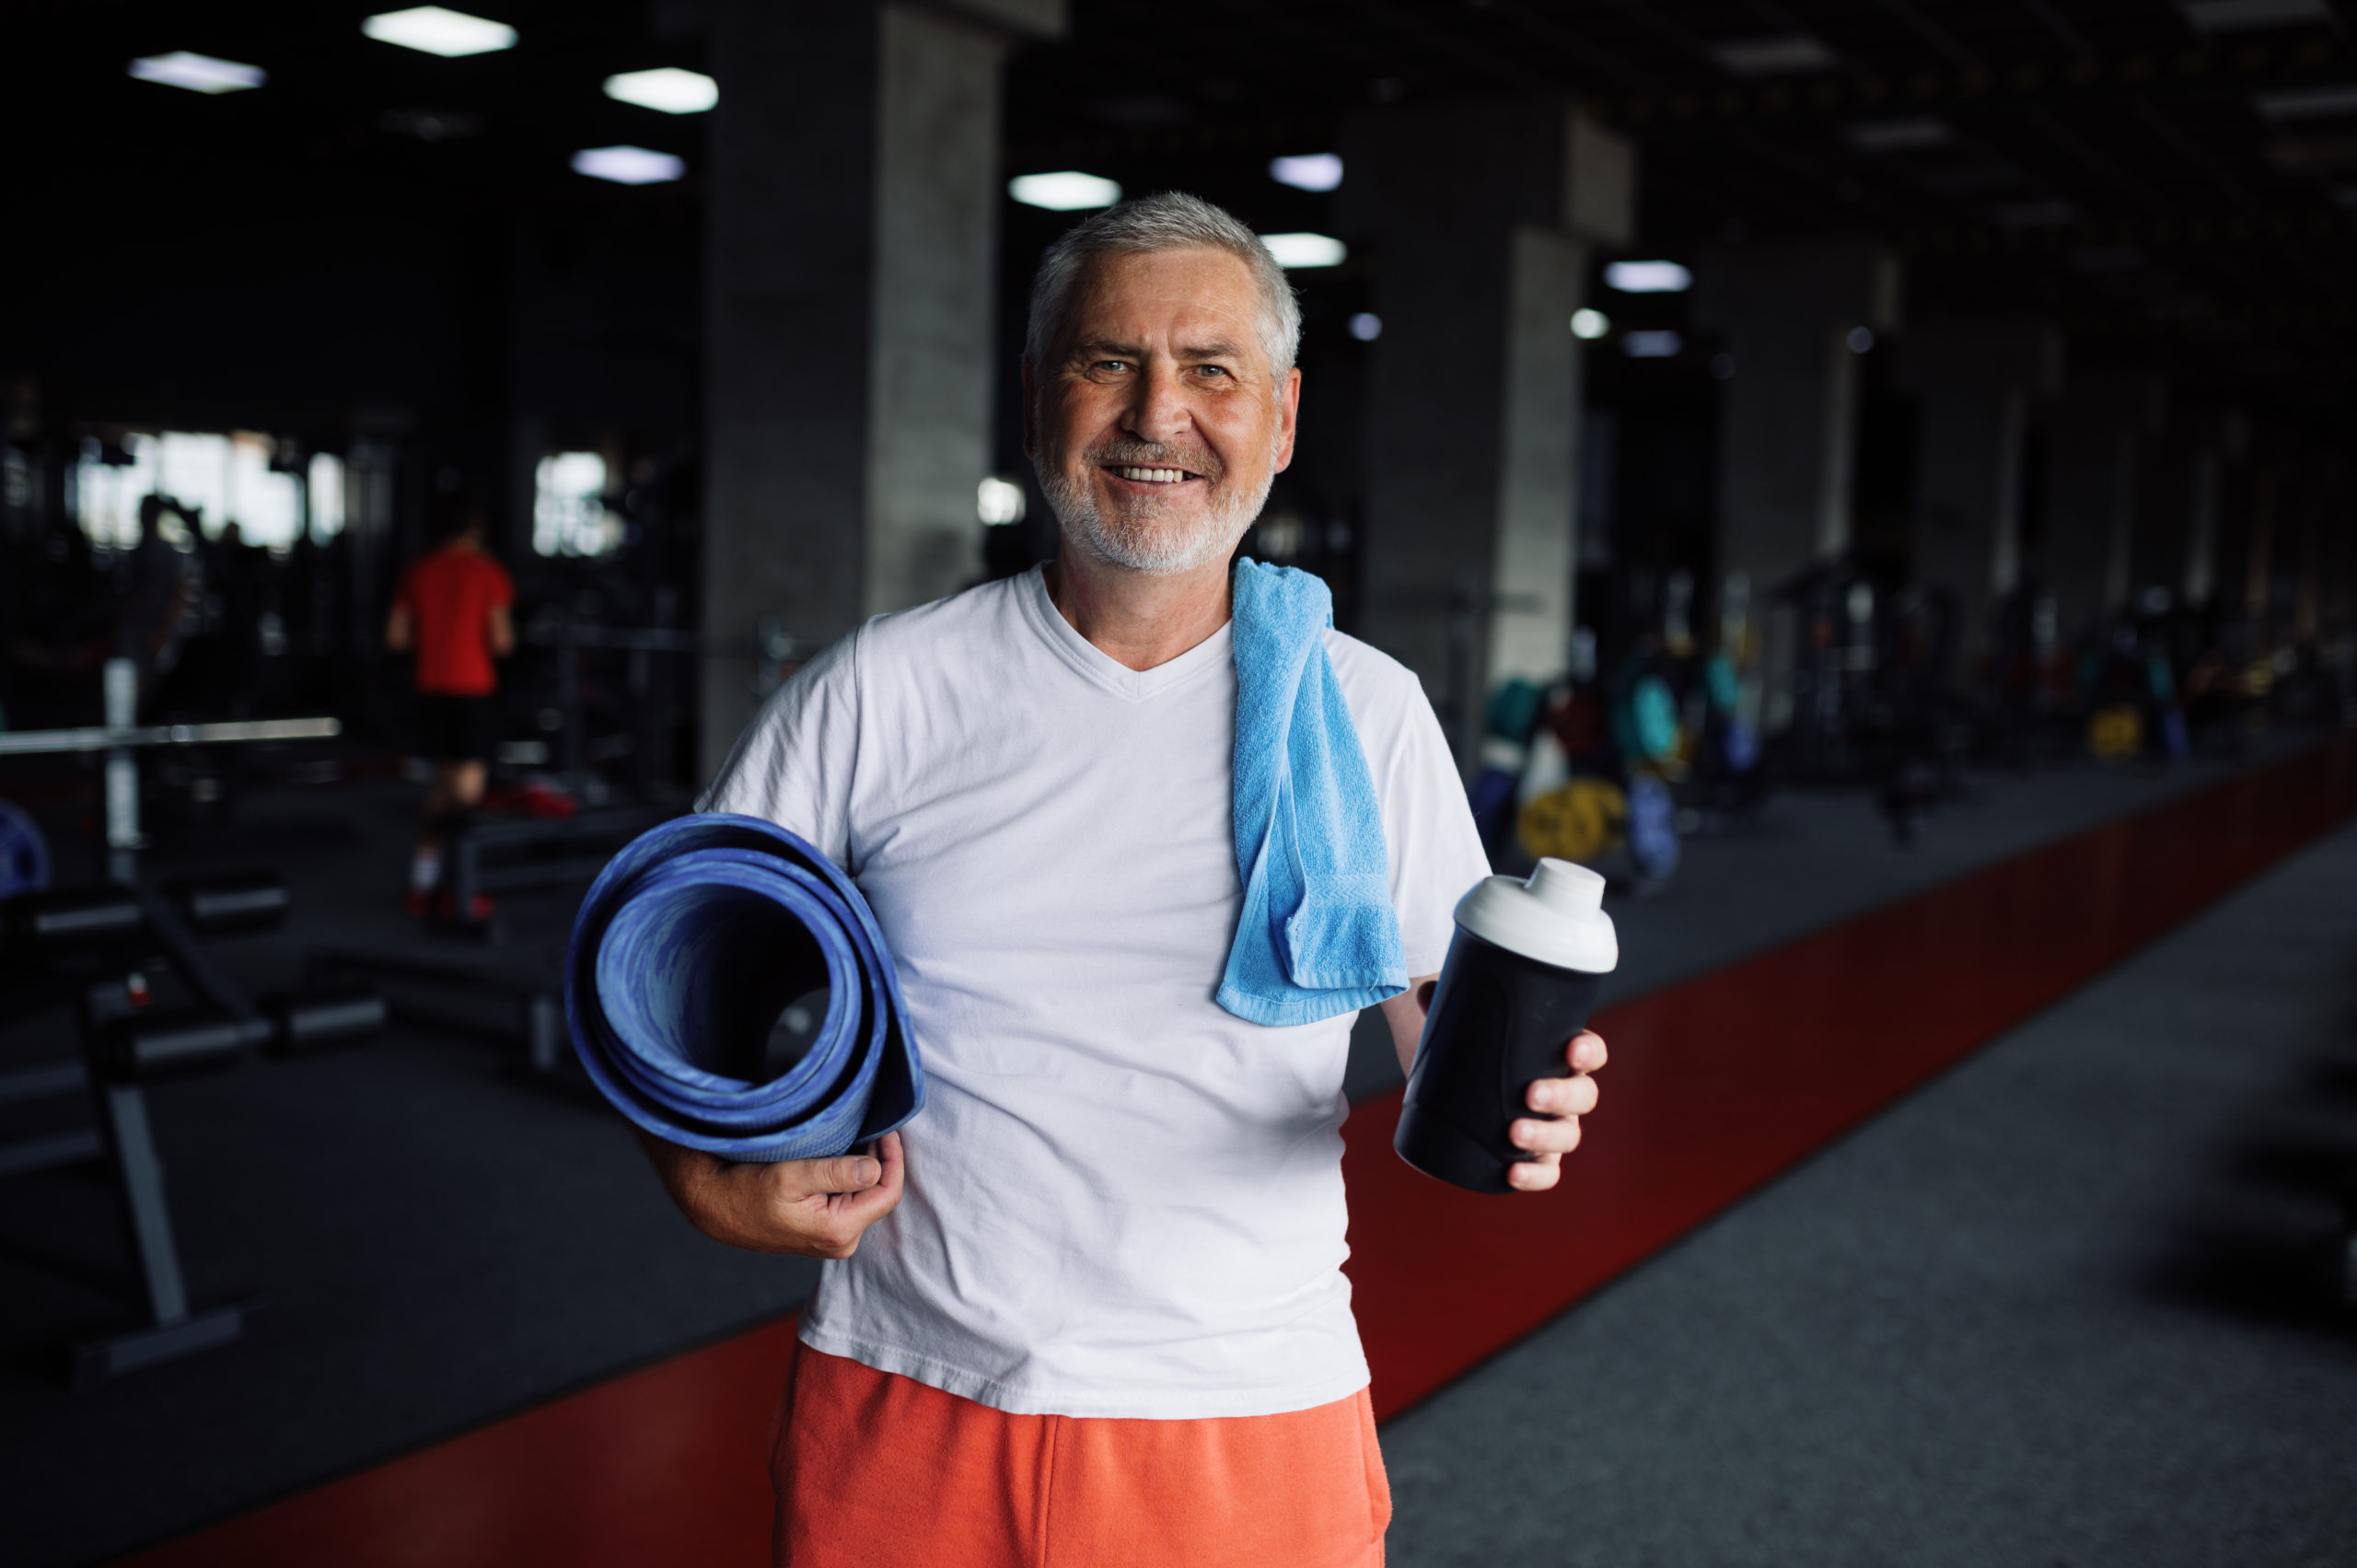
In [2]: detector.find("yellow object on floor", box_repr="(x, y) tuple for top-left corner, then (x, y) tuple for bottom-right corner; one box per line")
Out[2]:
(2088, 704), (2142, 761)
(1518, 776), (1627, 865)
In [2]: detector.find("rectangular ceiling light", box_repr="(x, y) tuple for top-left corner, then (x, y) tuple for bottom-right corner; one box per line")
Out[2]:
(1845, 117), (1953, 153)
(2179, 0), (2335, 33)
(1621, 330), (1684, 358)
(604, 67), (717, 113)
(1260, 232), (1347, 269)
(128, 52), (265, 94)
(2252, 83), (2357, 120)
(1710, 34), (1837, 76)
(572, 145), (686, 185)
(362, 7), (517, 58)
(1009, 171), (1122, 210)
(1604, 260), (1692, 293)
(1270, 153), (1344, 192)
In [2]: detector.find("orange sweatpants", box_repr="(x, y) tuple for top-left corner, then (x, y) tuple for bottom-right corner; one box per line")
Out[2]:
(771, 1342), (1390, 1568)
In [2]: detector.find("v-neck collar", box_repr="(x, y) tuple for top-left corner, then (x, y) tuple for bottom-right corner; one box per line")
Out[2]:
(1016, 564), (1234, 703)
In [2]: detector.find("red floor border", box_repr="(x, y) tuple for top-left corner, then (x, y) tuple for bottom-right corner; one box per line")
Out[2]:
(115, 738), (2357, 1567)
(1347, 735), (2357, 1418)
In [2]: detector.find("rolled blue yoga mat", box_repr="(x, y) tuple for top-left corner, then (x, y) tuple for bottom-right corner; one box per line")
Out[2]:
(565, 813), (923, 1161)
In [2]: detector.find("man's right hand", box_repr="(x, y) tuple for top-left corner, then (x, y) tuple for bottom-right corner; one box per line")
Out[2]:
(637, 1129), (905, 1260)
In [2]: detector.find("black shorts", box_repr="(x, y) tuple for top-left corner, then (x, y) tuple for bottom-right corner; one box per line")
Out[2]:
(415, 694), (497, 764)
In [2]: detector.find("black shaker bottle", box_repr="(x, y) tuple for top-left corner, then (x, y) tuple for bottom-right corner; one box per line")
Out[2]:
(1394, 858), (1619, 1193)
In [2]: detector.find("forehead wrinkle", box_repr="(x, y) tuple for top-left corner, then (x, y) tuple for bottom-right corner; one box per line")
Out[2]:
(1067, 335), (1145, 359)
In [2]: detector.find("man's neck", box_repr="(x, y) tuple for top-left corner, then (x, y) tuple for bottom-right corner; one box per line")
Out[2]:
(1043, 546), (1232, 673)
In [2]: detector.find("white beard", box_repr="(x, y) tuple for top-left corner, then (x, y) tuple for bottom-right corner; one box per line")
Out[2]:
(1039, 446), (1276, 576)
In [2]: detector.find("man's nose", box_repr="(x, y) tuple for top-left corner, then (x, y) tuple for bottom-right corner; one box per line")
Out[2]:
(1120, 361), (1192, 445)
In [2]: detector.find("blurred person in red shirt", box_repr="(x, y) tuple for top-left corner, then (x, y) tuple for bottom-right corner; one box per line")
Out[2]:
(385, 488), (515, 917)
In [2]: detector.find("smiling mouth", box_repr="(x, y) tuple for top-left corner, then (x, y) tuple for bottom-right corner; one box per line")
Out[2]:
(1105, 464), (1199, 484)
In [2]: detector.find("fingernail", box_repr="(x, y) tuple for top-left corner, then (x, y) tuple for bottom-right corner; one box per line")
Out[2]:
(857, 1159), (880, 1184)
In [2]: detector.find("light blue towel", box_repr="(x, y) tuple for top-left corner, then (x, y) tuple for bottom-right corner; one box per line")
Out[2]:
(1217, 559), (1409, 1027)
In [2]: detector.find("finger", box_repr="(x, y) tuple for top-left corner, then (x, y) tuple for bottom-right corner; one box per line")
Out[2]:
(1507, 1156), (1562, 1191)
(826, 1137), (907, 1226)
(1566, 1030), (1608, 1074)
(870, 1132), (905, 1194)
(1525, 1074), (1600, 1117)
(1510, 1115), (1584, 1156)
(787, 1153), (883, 1198)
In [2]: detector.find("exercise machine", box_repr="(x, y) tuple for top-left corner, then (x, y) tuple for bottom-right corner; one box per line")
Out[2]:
(0, 871), (384, 1385)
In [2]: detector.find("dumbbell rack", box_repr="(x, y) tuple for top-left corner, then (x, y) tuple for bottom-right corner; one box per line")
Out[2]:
(0, 878), (383, 1386)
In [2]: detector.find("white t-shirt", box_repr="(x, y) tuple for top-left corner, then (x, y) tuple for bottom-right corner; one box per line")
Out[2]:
(702, 565), (1488, 1419)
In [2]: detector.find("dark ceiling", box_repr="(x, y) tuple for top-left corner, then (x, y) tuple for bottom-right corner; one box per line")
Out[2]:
(6, 1), (2355, 419)
(1009, 0), (2357, 407)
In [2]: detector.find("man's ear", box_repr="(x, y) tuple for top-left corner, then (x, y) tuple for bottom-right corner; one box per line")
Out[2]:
(1271, 366), (1303, 473)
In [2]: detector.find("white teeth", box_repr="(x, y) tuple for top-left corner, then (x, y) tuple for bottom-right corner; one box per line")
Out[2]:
(1115, 466), (1187, 483)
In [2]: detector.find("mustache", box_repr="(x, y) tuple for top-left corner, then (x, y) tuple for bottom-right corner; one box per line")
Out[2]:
(1083, 438), (1225, 480)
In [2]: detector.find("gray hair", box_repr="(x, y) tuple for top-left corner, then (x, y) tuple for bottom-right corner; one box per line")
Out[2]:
(1023, 192), (1302, 384)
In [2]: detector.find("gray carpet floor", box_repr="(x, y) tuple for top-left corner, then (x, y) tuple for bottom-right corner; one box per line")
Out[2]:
(0, 735), (2332, 1565)
(1380, 810), (2357, 1567)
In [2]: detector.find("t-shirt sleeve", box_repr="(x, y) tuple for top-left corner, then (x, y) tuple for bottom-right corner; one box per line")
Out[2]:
(695, 625), (863, 871)
(1383, 682), (1491, 977)
(1337, 644), (1490, 979)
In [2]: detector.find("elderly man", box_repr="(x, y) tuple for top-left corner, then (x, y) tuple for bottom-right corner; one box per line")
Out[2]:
(649, 193), (1608, 1566)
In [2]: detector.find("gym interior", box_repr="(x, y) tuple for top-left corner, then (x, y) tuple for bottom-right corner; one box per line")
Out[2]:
(4, 2), (2356, 1563)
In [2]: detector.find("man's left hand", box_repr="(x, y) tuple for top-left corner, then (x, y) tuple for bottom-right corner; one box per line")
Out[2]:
(1504, 1029), (1607, 1192)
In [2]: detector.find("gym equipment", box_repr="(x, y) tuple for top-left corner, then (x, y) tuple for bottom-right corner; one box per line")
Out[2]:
(303, 948), (575, 1088)
(1518, 776), (1626, 866)
(0, 656), (339, 881)
(0, 871), (383, 1384)
(0, 797), (51, 899)
(6, 885), (146, 949)
(1397, 860), (1617, 1194)
(1611, 672), (1682, 767)
(166, 869), (291, 935)
(1624, 773), (1682, 883)
(566, 814), (922, 1161)
(0, 717), (336, 760)
(1468, 679), (1548, 855)
(522, 620), (702, 799)
(431, 802), (675, 937)
(2088, 704), (2143, 761)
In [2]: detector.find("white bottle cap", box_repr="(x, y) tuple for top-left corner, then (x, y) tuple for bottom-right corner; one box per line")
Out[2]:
(1452, 858), (1618, 974)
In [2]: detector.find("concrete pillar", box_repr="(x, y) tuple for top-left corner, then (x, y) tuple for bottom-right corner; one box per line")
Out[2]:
(2041, 376), (2149, 642)
(1689, 241), (1901, 730)
(2323, 455), (2355, 711)
(2293, 453), (2326, 642)
(1348, 102), (1633, 761)
(2326, 454), (2353, 635)
(700, 0), (1062, 772)
(2244, 464), (2279, 631)
(2184, 440), (2223, 613)
(1901, 319), (2061, 668)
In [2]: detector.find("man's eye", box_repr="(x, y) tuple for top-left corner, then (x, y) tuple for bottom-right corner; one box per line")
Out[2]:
(1094, 359), (1130, 373)
(1193, 364), (1231, 378)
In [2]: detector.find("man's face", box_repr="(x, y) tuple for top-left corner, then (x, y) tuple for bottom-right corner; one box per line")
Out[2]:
(1028, 248), (1300, 575)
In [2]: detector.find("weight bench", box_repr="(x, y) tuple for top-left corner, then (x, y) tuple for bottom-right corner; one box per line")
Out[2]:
(0, 874), (384, 1385)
